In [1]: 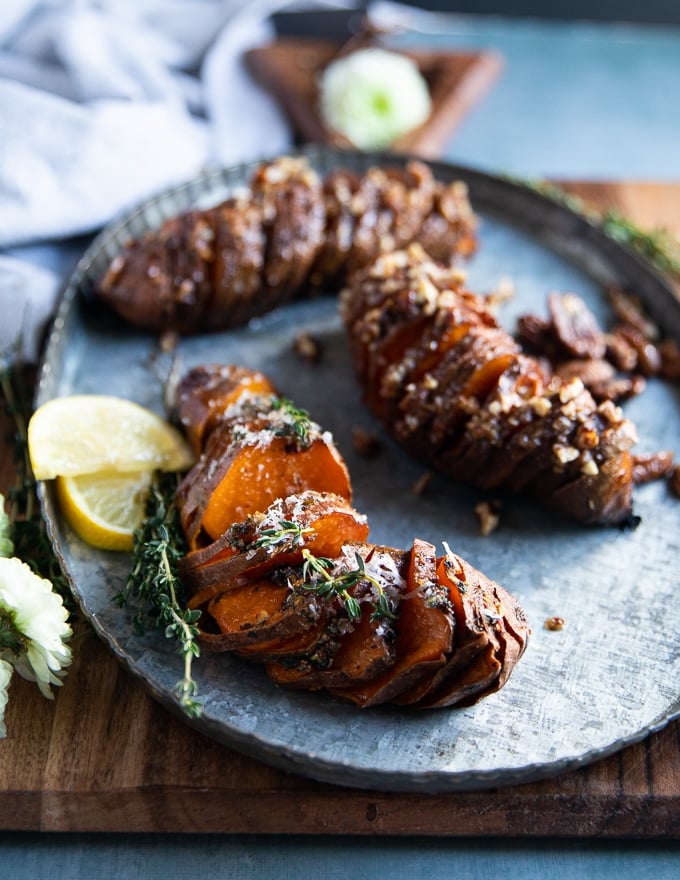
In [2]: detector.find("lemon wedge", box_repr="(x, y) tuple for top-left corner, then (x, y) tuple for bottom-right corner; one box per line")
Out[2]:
(28, 395), (194, 480)
(56, 470), (153, 551)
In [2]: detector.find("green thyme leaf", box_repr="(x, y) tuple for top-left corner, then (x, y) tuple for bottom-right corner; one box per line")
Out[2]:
(253, 519), (311, 550)
(270, 397), (313, 448)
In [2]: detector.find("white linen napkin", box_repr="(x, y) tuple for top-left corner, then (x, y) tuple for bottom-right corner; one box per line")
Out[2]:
(0, 255), (60, 363)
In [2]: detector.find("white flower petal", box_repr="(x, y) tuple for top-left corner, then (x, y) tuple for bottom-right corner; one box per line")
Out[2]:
(319, 48), (432, 150)
(0, 557), (72, 698)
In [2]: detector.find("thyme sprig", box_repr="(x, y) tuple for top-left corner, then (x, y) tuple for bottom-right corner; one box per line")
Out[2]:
(0, 347), (72, 610)
(270, 397), (313, 448)
(115, 473), (202, 718)
(300, 548), (397, 623)
(253, 519), (312, 551)
(521, 178), (680, 279)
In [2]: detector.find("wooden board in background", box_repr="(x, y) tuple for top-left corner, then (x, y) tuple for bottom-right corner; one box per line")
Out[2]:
(0, 180), (678, 836)
(246, 38), (503, 159)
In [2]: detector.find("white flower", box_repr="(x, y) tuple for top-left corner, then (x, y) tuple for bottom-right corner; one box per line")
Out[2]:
(0, 556), (72, 701)
(319, 48), (432, 150)
(0, 658), (12, 738)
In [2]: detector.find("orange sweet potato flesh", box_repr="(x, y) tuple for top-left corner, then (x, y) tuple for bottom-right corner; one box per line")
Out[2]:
(201, 577), (320, 652)
(234, 623), (329, 663)
(264, 543), (408, 692)
(200, 436), (352, 542)
(266, 610), (395, 691)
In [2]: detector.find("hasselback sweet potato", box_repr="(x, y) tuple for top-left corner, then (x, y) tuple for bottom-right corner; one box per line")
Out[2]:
(403, 552), (527, 709)
(96, 157), (477, 334)
(172, 363), (530, 710)
(341, 244), (638, 526)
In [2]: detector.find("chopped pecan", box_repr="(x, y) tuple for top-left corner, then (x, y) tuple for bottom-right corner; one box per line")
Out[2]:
(548, 292), (606, 359)
(474, 500), (501, 536)
(293, 331), (322, 364)
(606, 284), (659, 340)
(614, 324), (661, 376)
(352, 426), (382, 458)
(631, 450), (674, 484)
(516, 313), (553, 355)
(554, 358), (644, 403)
(556, 358), (615, 388)
(605, 330), (639, 372)
(590, 374), (646, 403)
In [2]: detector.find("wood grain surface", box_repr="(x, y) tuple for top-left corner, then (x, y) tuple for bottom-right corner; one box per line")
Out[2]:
(0, 181), (678, 836)
(245, 38), (503, 159)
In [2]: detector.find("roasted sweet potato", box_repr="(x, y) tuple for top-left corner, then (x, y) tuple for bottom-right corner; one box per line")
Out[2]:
(96, 157), (477, 335)
(175, 364), (278, 455)
(172, 362), (531, 711)
(408, 552), (529, 709)
(265, 543), (408, 691)
(266, 611), (395, 691)
(343, 245), (638, 526)
(200, 576), (322, 652)
(181, 490), (369, 609)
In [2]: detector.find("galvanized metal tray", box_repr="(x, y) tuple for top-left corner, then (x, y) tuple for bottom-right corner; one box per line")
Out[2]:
(36, 147), (680, 792)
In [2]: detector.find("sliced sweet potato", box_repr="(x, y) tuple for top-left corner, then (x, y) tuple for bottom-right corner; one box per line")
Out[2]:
(336, 539), (455, 707)
(409, 553), (529, 708)
(209, 197), (266, 329)
(418, 640), (503, 709)
(343, 246), (638, 526)
(176, 405), (352, 549)
(199, 576), (321, 652)
(175, 364), (278, 454)
(266, 611), (395, 691)
(202, 435), (350, 543)
(171, 359), (531, 711)
(234, 622), (330, 663)
(265, 543), (408, 691)
(181, 491), (369, 608)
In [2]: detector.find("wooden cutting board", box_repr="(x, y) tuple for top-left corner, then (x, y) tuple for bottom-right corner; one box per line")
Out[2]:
(1, 180), (679, 836)
(245, 38), (503, 158)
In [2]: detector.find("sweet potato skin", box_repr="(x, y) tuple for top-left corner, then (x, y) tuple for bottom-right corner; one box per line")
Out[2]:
(411, 553), (529, 709)
(176, 364), (278, 455)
